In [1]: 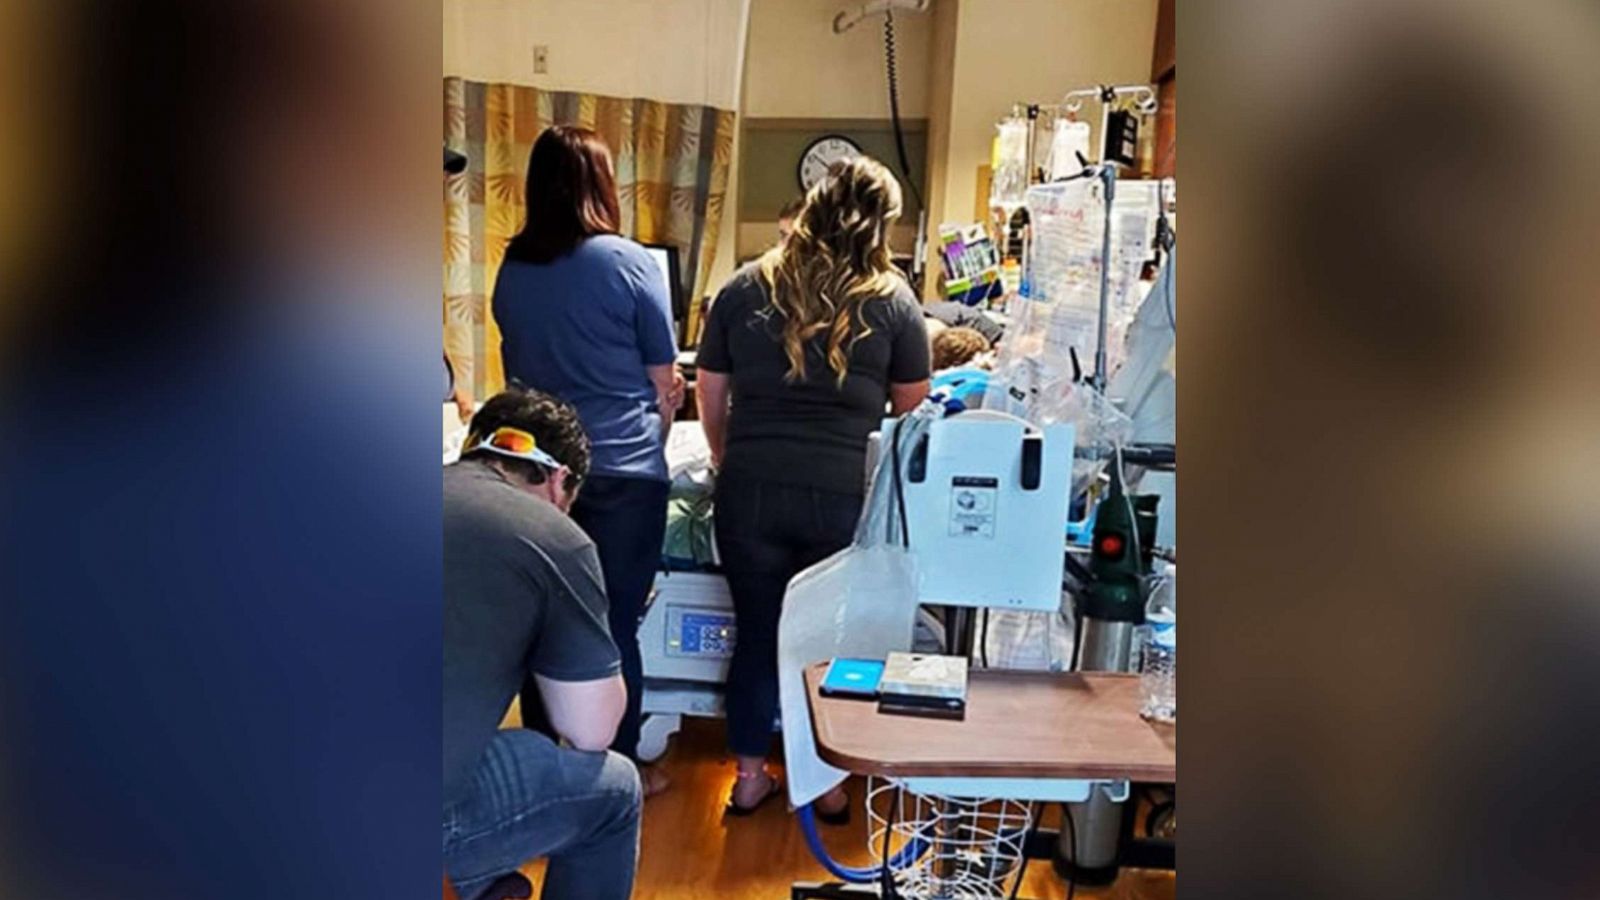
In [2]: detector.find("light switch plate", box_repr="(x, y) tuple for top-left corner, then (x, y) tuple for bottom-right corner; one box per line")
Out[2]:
(532, 45), (548, 74)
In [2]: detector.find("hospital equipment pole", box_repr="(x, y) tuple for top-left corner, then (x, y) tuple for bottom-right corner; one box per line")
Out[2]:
(1091, 162), (1117, 393)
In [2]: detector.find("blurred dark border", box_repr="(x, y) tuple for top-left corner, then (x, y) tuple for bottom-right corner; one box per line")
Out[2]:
(1181, 1), (1600, 897)
(0, 3), (442, 898)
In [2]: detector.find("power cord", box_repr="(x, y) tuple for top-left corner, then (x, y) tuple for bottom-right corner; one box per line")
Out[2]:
(880, 784), (901, 899)
(1162, 256), (1176, 334)
(889, 416), (910, 549)
(1116, 443), (1142, 571)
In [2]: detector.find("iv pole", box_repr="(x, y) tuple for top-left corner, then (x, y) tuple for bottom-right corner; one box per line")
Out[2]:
(1092, 163), (1116, 393)
(1059, 85), (1155, 392)
(1002, 84), (1157, 391)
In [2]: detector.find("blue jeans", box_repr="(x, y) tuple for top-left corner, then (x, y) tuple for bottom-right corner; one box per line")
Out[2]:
(443, 729), (642, 900)
(522, 475), (669, 761)
(714, 477), (863, 758)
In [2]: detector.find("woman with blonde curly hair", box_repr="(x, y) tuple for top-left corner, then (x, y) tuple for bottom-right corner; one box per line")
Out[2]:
(695, 156), (930, 818)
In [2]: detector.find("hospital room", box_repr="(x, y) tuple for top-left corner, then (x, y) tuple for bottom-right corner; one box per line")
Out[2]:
(442, 1), (1177, 897)
(7, 1), (1595, 898)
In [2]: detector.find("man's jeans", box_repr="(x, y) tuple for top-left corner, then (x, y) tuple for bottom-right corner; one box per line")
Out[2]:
(444, 729), (642, 900)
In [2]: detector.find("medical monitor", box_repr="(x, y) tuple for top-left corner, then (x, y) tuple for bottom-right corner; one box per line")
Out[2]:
(639, 242), (686, 331)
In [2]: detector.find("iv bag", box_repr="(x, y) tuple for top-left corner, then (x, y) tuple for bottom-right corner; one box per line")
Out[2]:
(989, 119), (1029, 208)
(1048, 119), (1092, 181)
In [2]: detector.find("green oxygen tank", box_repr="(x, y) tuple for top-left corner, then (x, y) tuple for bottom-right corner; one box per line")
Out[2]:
(1079, 460), (1160, 627)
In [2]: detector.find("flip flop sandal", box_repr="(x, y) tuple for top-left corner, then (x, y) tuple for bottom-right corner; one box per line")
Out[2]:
(814, 790), (851, 827)
(723, 770), (784, 817)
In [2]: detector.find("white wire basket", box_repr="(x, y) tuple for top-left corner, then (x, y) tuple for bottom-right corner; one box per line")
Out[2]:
(865, 777), (1035, 900)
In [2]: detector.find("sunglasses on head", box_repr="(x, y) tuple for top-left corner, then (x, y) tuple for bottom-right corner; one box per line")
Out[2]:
(469, 426), (580, 488)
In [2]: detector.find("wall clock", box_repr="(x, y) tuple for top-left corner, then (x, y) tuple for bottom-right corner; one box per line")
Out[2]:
(798, 134), (863, 191)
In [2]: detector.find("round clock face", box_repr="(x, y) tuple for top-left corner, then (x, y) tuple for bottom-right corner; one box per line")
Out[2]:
(798, 135), (863, 191)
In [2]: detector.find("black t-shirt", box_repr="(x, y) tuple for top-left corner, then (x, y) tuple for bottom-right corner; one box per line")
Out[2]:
(696, 264), (930, 495)
(442, 459), (619, 807)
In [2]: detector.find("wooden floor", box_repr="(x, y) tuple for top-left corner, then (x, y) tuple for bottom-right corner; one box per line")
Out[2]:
(517, 716), (1175, 899)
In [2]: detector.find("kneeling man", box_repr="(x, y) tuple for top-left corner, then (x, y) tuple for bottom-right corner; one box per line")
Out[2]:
(444, 387), (641, 900)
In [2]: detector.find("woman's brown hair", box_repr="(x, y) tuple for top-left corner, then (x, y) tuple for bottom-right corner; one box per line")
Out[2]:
(505, 125), (621, 264)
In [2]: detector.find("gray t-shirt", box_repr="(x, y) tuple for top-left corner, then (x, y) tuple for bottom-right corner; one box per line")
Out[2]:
(442, 459), (619, 806)
(696, 264), (930, 495)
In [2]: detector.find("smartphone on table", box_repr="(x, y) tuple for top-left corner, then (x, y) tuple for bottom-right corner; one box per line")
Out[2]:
(819, 657), (885, 699)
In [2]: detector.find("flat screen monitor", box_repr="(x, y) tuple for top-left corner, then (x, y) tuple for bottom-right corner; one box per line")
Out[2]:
(640, 243), (685, 329)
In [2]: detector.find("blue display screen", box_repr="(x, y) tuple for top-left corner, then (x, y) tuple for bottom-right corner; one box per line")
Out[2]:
(680, 612), (735, 655)
(821, 658), (885, 697)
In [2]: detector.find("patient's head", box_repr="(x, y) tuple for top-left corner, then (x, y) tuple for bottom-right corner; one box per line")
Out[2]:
(931, 326), (990, 371)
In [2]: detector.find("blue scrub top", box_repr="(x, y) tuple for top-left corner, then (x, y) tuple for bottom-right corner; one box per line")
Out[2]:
(493, 234), (678, 481)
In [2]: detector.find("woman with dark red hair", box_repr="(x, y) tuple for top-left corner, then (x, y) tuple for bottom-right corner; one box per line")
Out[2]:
(493, 125), (682, 796)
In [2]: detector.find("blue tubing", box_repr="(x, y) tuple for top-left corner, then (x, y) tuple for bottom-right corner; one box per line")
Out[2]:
(796, 803), (930, 883)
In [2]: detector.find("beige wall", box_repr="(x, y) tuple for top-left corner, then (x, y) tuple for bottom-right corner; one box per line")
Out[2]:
(742, 0), (933, 119)
(443, 0), (751, 294)
(443, 0), (747, 109)
(923, 0), (1159, 295)
(735, 0), (934, 266)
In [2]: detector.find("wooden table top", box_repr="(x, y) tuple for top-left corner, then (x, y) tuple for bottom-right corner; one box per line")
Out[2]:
(805, 662), (1176, 782)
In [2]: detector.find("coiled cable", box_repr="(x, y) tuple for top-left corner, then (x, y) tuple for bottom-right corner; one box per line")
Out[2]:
(884, 11), (924, 211)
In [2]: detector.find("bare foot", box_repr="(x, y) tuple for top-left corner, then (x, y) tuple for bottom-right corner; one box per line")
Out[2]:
(640, 764), (671, 799)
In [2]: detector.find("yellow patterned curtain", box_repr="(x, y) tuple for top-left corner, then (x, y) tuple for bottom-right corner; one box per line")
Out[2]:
(443, 78), (736, 399)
